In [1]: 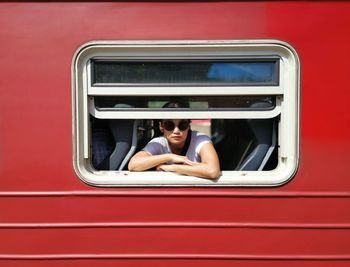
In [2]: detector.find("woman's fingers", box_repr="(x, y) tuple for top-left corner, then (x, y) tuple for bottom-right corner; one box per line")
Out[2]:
(157, 164), (173, 172)
(170, 154), (194, 165)
(156, 165), (164, 171)
(183, 158), (194, 166)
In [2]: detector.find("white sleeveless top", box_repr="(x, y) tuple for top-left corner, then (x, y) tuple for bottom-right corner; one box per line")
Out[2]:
(143, 131), (212, 163)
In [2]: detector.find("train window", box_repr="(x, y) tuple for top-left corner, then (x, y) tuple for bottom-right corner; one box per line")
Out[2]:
(72, 40), (299, 186)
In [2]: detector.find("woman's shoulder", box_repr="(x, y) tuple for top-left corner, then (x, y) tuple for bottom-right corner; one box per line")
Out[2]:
(148, 135), (168, 146)
(189, 131), (212, 156)
(191, 130), (212, 143)
(191, 130), (210, 138)
(143, 135), (169, 155)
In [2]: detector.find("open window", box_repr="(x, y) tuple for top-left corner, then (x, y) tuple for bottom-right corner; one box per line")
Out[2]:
(72, 40), (299, 186)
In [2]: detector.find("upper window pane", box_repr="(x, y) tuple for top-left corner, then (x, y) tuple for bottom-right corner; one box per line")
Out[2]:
(94, 96), (275, 110)
(92, 60), (279, 86)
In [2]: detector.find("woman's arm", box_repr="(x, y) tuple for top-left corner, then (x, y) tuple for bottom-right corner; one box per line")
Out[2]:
(157, 143), (220, 179)
(128, 151), (193, 171)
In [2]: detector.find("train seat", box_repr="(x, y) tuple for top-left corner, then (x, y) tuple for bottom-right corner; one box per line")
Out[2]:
(108, 104), (139, 171)
(237, 102), (277, 171)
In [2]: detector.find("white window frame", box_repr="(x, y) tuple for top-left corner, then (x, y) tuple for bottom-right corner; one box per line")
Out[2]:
(72, 40), (300, 187)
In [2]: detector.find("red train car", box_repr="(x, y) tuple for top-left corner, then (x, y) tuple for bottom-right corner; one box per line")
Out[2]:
(1, 1), (350, 266)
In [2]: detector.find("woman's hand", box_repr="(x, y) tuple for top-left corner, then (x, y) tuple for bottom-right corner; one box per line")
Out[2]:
(156, 164), (174, 172)
(156, 155), (194, 172)
(156, 143), (220, 179)
(128, 145), (220, 179)
(168, 154), (194, 166)
(128, 151), (193, 172)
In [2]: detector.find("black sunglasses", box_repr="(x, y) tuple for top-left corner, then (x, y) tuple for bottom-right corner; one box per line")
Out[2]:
(163, 120), (190, 131)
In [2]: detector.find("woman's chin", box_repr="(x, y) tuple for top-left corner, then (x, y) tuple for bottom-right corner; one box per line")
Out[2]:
(169, 138), (184, 144)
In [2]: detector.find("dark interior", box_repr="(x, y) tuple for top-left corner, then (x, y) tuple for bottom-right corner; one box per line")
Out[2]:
(90, 116), (278, 172)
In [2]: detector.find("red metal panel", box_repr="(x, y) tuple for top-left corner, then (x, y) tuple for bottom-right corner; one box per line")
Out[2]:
(1, 260), (350, 267)
(0, 2), (349, 191)
(0, 196), (350, 226)
(1, 228), (349, 255)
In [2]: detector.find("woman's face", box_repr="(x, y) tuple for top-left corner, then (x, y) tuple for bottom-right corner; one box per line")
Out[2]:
(160, 119), (190, 147)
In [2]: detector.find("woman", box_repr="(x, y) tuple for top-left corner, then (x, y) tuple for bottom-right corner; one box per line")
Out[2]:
(128, 102), (220, 179)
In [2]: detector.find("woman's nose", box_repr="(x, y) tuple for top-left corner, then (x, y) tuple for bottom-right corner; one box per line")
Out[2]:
(173, 126), (181, 133)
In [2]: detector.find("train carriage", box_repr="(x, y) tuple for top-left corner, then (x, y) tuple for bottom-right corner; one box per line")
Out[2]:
(0, 1), (350, 266)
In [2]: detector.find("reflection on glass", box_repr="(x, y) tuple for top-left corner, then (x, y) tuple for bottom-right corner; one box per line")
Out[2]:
(207, 63), (276, 83)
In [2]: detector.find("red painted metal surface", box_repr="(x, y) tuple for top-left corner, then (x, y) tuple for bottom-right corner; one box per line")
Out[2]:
(0, 1), (350, 266)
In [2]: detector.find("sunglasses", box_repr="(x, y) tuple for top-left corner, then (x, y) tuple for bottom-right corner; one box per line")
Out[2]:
(163, 120), (190, 131)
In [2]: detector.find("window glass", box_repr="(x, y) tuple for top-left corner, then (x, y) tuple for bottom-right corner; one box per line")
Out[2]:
(94, 96), (275, 110)
(92, 60), (279, 85)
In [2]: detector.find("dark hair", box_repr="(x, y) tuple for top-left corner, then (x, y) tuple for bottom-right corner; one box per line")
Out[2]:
(162, 100), (189, 109)
(160, 101), (191, 124)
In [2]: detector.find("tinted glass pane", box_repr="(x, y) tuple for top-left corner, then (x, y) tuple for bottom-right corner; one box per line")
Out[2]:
(92, 60), (278, 85)
(94, 96), (275, 110)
